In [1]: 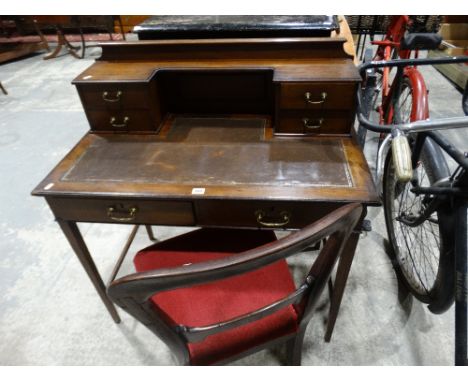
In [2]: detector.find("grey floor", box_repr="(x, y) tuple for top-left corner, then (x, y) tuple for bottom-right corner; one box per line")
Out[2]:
(0, 39), (467, 366)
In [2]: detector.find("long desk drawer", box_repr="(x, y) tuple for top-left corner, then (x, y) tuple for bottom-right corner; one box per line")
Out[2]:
(47, 197), (195, 226)
(194, 200), (341, 229)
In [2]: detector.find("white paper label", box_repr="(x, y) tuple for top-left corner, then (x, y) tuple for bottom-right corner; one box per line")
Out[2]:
(191, 188), (205, 195)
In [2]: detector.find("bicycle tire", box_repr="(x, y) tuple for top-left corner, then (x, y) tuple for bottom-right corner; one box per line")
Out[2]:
(383, 130), (454, 311)
(454, 200), (468, 365)
(383, 142), (455, 310)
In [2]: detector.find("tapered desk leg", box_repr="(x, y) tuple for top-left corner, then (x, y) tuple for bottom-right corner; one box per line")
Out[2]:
(57, 219), (121, 323)
(324, 207), (366, 342)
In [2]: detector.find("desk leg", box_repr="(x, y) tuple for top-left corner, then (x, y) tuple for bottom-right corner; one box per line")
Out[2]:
(57, 219), (121, 323)
(324, 207), (366, 342)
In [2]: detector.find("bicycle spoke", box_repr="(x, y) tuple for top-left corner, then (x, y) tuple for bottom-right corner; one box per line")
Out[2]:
(397, 85), (413, 123)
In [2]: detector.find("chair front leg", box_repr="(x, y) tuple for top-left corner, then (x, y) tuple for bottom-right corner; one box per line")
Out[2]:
(286, 327), (307, 366)
(145, 225), (158, 241)
(324, 207), (366, 342)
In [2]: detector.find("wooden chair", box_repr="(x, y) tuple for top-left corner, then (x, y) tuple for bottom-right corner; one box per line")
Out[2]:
(108, 203), (362, 365)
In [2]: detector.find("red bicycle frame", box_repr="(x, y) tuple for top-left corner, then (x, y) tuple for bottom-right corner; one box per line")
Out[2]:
(371, 16), (429, 125)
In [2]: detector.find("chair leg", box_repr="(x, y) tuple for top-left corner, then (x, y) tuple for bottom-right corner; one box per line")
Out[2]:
(145, 225), (158, 242)
(327, 276), (334, 302)
(286, 328), (306, 366)
(324, 209), (366, 342)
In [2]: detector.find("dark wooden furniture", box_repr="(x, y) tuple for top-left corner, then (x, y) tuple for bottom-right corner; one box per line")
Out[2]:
(108, 204), (362, 365)
(14, 16), (126, 60)
(32, 36), (378, 350)
(0, 17), (49, 64)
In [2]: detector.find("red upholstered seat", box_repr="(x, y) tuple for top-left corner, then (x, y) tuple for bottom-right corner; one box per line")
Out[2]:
(134, 228), (299, 365)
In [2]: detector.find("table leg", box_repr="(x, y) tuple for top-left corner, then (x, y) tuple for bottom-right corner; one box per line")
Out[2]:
(62, 27), (82, 59)
(0, 82), (7, 95)
(56, 219), (121, 323)
(324, 207), (366, 342)
(43, 26), (82, 60)
(116, 16), (126, 40)
(31, 19), (50, 53)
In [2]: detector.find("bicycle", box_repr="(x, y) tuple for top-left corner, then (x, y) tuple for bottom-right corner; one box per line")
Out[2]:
(357, 16), (442, 157)
(357, 55), (468, 365)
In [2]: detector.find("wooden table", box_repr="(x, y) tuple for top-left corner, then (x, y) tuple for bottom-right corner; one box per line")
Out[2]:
(32, 35), (379, 342)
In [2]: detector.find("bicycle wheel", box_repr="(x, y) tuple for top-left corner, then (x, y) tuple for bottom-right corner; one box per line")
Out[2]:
(383, 79), (455, 310)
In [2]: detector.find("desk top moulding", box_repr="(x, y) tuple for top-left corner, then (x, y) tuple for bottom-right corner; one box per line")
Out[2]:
(72, 36), (359, 81)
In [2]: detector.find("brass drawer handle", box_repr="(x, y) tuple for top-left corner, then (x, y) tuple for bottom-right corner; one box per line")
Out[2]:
(302, 118), (323, 130)
(110, 116), (129, 129)
(102, 90), (122, 103)
(107, 206), (138, 222)
(304, 91), (327, 105)
(255, 210), (290, 228)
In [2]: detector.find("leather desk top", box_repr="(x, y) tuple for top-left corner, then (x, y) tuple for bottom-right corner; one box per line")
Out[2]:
(33, 116), (379, 205)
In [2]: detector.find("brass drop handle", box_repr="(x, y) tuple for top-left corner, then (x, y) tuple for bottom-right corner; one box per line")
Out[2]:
(107, 206), (138, 222)
(255, 210), (291, 228)
(110, 116), (129, 129)
(102, 90), (122, 103)
(302, 118), (323, 130)
(304, 91), (327, 105)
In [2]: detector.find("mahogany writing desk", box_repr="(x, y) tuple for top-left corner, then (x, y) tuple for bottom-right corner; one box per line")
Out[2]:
(32, 37), (379, 341)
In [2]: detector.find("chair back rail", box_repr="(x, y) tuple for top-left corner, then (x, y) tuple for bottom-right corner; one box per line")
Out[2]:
(178, 283), (309, 343)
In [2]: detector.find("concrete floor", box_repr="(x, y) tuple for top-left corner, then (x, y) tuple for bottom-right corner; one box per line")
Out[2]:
(0, 39), (467, 366)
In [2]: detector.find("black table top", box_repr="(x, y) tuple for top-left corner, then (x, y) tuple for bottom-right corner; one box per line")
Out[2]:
(134, 15), (339, 40)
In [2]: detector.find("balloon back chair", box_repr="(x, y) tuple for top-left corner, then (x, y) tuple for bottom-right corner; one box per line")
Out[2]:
(107, 203), (362, 365)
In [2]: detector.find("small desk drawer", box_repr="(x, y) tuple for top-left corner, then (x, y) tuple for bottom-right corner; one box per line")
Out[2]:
(77, 83), (151, 110)
(276, 111), (351, 135)
(86, 110), (155, 132)
(279, 82), (356, 110)
(195, 200), (339, 229)
(47, 197), (195, 226)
